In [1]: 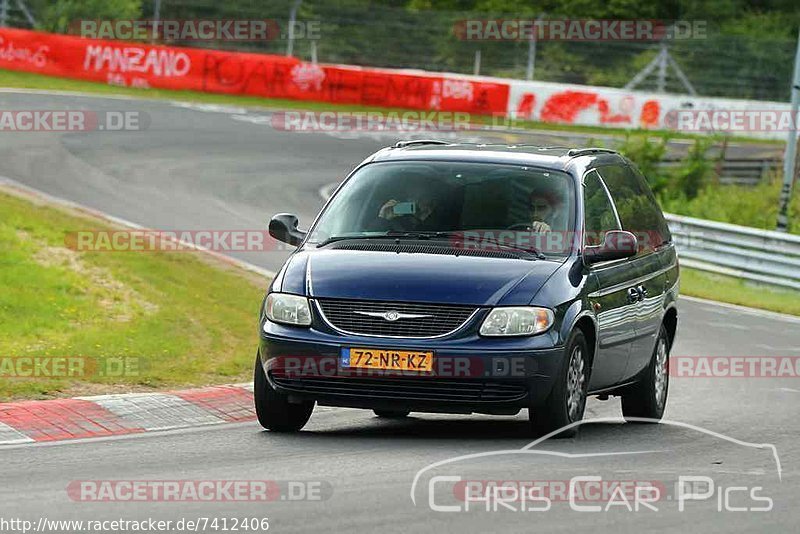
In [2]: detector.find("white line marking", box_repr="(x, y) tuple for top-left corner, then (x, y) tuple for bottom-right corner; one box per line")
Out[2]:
(754, 343), (784, 351)
(0, 422), (35, 446)
(707, 321), (749, 330)
(318, 181), (340, 202)
(0, 421), (258, 450)
(172, 102), (250, 114)
(0, 175), (275, 279)
(0, 88), (168, 102)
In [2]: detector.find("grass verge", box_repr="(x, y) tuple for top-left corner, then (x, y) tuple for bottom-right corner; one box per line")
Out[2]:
(0, 187), (267, 401)
(0, 68), (778, 145)
(680, 267), (800, 316)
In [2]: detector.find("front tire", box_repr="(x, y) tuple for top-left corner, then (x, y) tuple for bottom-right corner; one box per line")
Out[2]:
(254, 353), (314, 432)
(529, 330), (589, 438)
(621, 325), (670, 422)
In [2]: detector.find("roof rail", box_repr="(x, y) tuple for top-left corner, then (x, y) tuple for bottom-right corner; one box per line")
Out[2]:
(567, 148), (618, 157)
(394, 140), (451, 148)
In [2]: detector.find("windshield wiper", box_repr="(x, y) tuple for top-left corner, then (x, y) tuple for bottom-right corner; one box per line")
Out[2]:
(317, 231), (545, 259)
(386, 231), (545, 259)
(314, 235), (384, 247)
(385, 231), (453, 240)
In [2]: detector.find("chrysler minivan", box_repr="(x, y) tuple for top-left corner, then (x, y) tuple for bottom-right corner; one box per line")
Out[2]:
(255, 142), (679, 437)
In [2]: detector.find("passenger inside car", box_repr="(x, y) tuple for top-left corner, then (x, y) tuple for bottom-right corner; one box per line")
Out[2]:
(371, 179), (454, 232)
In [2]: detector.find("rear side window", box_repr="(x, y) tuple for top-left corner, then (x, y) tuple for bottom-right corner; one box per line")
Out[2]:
(582, 171), (620, 246)
(596, 164), (671, 253)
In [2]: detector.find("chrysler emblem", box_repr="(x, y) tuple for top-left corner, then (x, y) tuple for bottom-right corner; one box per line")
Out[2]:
(353, 310), (433, 322)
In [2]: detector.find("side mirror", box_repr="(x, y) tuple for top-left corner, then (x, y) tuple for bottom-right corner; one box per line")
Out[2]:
(583, 230), (638, 265)
(269, 213), (306, 246)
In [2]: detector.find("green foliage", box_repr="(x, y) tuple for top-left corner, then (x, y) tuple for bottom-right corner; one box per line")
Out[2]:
(618, 134), (669, 194)
(37, 0), (143, 33)
(619, 134), (800, 235)
(670, 138), (715, 200)
(620, 135), (713, 202)
(661, 175), (800, 234)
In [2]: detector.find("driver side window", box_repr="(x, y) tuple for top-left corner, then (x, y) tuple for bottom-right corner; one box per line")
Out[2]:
(583, 171), (620, 246)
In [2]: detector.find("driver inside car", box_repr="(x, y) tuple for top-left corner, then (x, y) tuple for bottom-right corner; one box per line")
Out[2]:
(528, 192), (564, 233)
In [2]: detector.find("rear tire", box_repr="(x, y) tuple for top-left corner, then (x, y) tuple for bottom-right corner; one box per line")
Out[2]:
(529, 330), (589, 438)
(621, 325), (670, 422)
(254, 353), (314, 432)
(373, 409), (410, 418)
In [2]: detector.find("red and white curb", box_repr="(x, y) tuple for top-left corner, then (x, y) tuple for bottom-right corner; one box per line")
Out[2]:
(0, 383), (255, 446)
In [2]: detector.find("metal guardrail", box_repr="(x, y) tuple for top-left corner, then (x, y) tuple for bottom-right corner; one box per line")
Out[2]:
(665, 213), (800, 290)
(658, 157), (781, 186)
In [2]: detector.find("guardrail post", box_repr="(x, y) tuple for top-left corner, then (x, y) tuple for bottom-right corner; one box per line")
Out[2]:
(777, 28), (800, 232)
(286, 0), (303, 57)
(151, 0), (161, 43)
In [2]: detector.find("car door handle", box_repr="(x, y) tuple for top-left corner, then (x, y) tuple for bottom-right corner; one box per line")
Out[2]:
(637, 285), (648, 299)
(627, 287), (640, 304)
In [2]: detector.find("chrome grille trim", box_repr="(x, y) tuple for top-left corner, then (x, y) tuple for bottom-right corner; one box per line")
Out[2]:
(313, 299), (480, 339)
(269, 375), (528, 403)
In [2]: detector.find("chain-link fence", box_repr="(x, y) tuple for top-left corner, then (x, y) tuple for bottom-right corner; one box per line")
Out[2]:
(0, 0), (37, 28)
(6, 0), (799, 102)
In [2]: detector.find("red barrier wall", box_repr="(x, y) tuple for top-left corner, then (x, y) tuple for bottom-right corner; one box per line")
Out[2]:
(0, 28), (509, 116)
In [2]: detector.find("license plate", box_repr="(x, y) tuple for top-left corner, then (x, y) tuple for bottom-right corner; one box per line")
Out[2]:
(340, 347), (433, 372)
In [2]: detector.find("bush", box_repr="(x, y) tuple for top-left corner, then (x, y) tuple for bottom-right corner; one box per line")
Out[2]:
(661, 174), (800, 234)
(618, 134), (669, 194)
(37, 0), (142, 34)
(668, 138), (715, 201)
(620, 134), (800, 234)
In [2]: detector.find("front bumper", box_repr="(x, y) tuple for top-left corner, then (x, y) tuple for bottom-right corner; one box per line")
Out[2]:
(258, 320), (565, 414)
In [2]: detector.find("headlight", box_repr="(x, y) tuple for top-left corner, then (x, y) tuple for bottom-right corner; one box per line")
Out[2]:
(479, 307), (554, 337)
(265, 293), (312, 326)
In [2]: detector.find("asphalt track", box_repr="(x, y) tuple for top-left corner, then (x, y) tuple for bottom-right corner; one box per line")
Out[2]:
(0, 91), (798, 533)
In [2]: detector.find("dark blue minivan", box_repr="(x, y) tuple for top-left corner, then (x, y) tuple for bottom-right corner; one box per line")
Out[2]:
(255, 142), (679, 437)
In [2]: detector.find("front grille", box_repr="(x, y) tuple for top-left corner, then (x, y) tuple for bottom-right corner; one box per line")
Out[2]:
(315, 299), (478, 338)
(270, 375), (527, 403)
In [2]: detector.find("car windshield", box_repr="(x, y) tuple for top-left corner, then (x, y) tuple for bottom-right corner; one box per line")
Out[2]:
(308, 161), (576, 256)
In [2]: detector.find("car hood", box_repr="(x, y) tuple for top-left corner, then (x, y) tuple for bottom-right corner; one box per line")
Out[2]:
(278, 249), (563, 306)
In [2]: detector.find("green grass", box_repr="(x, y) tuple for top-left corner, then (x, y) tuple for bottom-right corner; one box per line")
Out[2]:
(0, 189), (267, 401)
(0, 68), (779, 145)
(680, 267), (800, 316)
